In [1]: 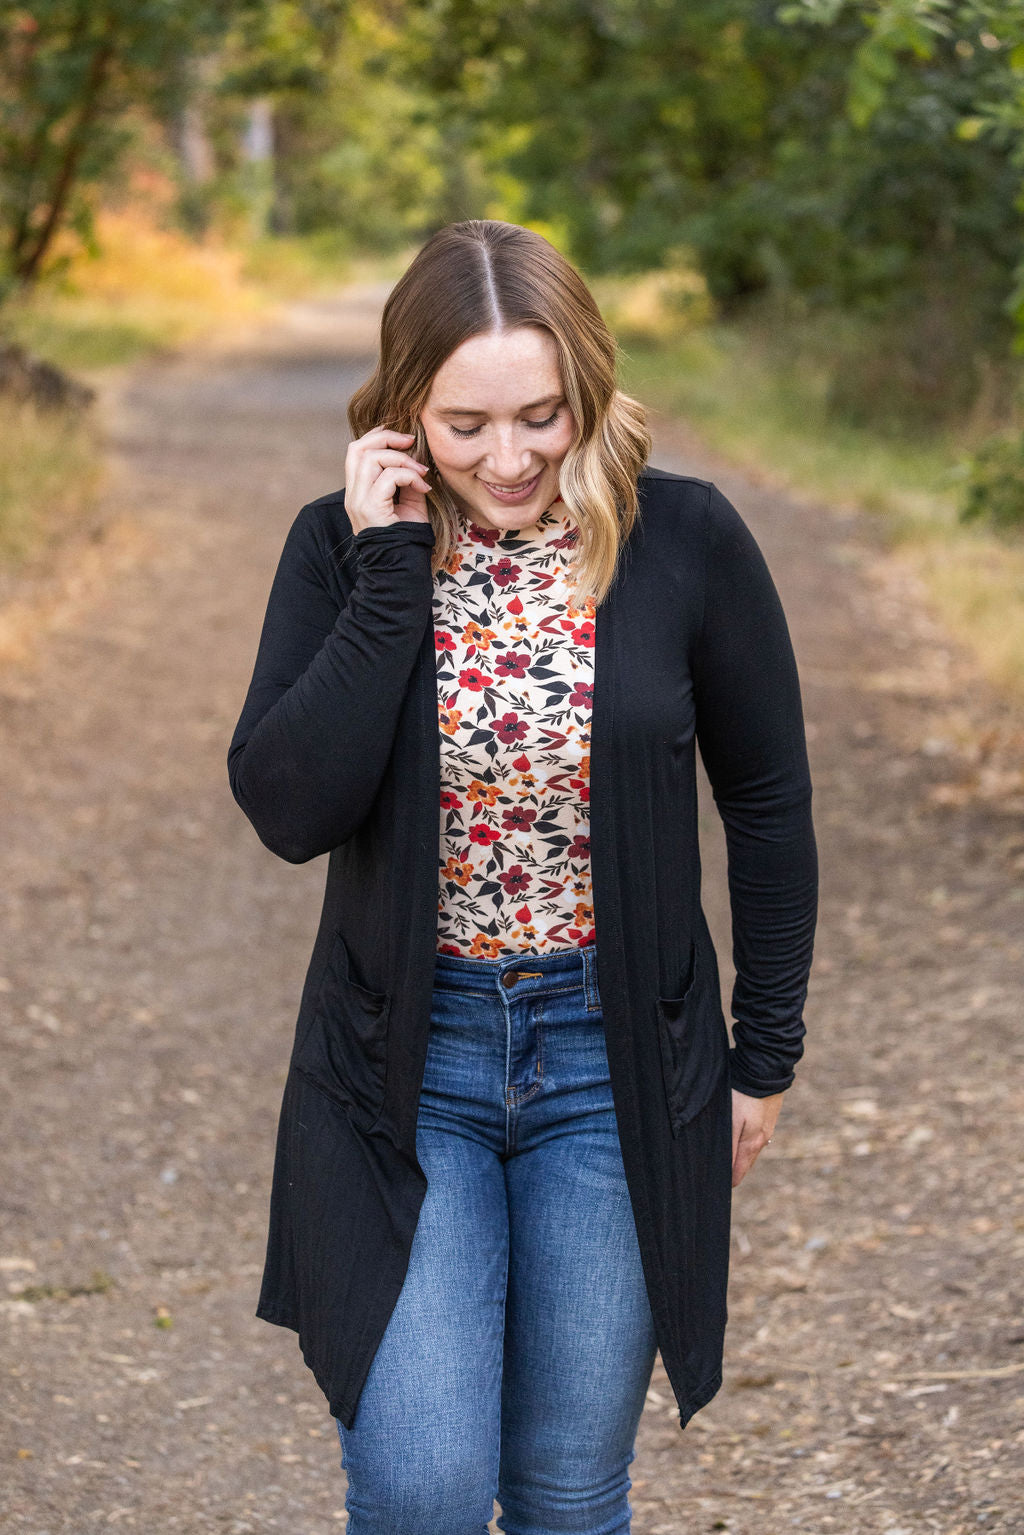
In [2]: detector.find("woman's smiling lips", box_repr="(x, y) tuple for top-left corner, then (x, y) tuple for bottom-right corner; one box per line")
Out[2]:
(478, 470), (543, 505)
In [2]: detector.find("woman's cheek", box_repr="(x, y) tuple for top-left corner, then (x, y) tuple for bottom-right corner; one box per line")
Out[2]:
(552, 412), (577, 459)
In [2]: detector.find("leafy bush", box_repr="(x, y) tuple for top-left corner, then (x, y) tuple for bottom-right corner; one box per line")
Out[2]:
(959, 433), (1024, 532)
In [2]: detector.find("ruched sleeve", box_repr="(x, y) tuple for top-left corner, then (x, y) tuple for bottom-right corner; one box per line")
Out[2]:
(227, 504), (435, 863)
(691, 483), (818, 1096)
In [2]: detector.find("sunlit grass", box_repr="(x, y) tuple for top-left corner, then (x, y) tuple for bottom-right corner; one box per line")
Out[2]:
(619, 315), (1024, 705)
(3, 208), (284, 371)
(618, 324), (963, 530)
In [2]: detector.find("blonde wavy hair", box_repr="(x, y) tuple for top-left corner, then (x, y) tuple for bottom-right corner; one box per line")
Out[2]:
(347, 219), (652, 608)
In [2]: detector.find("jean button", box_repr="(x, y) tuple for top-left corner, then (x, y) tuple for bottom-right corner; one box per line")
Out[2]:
(501, 970), (520, 989)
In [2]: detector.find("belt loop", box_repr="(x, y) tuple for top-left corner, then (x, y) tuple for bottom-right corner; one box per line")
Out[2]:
(583, 944), (600, 1012)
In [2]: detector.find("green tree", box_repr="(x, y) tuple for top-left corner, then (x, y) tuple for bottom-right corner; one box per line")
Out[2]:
(0, 0), (265, 301)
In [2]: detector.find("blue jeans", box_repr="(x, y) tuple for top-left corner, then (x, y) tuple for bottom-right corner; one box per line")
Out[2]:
(335, 943), (659, 1535)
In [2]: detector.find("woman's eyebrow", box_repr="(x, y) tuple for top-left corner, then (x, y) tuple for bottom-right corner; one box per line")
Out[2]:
(435, 394), (563, 416)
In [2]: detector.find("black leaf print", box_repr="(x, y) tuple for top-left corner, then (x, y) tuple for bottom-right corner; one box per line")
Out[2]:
(432, 499), (597, 959)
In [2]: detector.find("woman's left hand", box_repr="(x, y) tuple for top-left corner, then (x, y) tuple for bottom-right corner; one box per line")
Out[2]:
(731, 1089), (784, 1187)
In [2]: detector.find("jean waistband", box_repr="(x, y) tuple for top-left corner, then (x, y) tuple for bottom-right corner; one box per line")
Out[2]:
(434, 942), (600, 1007)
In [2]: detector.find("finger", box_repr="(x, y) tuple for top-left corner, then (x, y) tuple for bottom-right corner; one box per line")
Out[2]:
(732, 1097), (755, 1163)
(351, 463), (433, 513)
(732, 1141), (759, 1188)
(350, 452), (431, 497)
(346, 447), (429, 497)
(345, 431), (420, 476)
(373, 466), (433, 500)
(360, 427), (417, 448)
(369, 448), (430, 472)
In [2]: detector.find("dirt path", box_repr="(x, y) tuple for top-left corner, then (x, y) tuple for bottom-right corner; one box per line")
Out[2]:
(2, 289), (1021, 1534)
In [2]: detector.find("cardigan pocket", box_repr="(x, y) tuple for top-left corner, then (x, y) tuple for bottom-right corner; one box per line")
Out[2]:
(656, 940), (726, 1134)
(292, 928), (391, 1133)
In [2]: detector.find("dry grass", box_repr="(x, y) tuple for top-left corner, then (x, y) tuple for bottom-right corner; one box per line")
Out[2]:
(896, 525), (1024, 700)
(0, 512), (150, 671)
(0, 396), (105, 566)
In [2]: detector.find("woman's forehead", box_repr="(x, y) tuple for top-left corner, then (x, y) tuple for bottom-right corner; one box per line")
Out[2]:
(428, 327), (563, 412)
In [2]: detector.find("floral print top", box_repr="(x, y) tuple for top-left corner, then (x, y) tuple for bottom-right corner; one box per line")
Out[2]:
(432, 496), (597, 958)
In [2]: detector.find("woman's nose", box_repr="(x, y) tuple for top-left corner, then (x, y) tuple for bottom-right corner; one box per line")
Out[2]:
(482, 443), (534, 481)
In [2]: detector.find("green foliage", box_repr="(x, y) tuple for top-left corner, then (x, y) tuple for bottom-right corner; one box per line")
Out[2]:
(4, 0), (1024, 448)
(0, 0), (264, 298)
(959, 430), (1024, 528)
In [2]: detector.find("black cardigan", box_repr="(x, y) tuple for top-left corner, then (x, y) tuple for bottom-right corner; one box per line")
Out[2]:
(228, 466), (818, 1429)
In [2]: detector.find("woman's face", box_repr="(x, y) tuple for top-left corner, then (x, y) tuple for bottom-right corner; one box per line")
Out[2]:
(420, 326), (576, 534)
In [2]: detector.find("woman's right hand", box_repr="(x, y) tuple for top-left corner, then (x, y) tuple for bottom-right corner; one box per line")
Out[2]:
(344, 427), (433, 533)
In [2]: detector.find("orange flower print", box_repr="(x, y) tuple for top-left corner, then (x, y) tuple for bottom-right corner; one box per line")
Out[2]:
(466, 780), (502, 807)
(441, 854), (473, 888)
(432, 498), (595, 957)
(468, 934), (507, 959)
(462, 618), (498, 652)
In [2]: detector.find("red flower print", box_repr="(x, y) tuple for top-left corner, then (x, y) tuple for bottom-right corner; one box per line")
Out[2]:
(500, 865), (532, 896)
(502, 805), (537, 832)
(467, 523), (502, 548)
(492, 712), (529, 744)
(488, 556), (522, 588)
(432, 499), (596, 956)
(495, 650), (528, 679)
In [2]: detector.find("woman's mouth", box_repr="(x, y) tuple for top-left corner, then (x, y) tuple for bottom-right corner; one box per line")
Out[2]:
(479, 471), (542, 505)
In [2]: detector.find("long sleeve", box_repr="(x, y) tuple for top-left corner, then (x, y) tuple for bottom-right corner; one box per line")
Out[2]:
(227, 503), (436, 863)
(691, 482), (818, 1096)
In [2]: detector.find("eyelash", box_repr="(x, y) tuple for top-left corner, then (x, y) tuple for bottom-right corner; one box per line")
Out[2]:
(447, 409), (561, 440)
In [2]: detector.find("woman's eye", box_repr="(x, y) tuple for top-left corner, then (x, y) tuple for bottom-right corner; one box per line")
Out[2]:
(447, 409), (561, 440)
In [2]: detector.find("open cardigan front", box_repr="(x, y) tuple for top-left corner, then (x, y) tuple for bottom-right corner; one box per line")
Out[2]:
(227, 465), (819, 1430)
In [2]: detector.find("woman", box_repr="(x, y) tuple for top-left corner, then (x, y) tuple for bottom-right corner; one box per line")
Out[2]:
(228, 219), (818, 1533)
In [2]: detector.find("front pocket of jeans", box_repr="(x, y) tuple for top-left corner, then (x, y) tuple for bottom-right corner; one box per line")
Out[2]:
(656, 942), (725, 1134)
(292, 929), (390, 1132)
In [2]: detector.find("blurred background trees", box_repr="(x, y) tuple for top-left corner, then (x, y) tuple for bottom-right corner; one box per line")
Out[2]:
(2, 0), (1024, 525)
